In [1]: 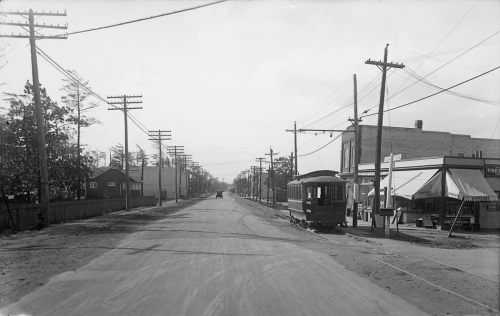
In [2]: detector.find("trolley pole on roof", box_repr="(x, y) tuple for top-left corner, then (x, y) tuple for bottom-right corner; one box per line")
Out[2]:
(365, 44), (405, 231)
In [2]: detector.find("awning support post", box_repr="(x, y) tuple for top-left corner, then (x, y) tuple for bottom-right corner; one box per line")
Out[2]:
(448, 199), (465, 238)
(440, 168), (447, 227)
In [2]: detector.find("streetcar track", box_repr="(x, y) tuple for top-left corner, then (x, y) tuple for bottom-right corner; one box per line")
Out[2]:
(373, 258), (500, 314)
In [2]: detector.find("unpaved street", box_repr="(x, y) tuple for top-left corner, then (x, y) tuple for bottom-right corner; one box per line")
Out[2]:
(2, 194), (499, 316)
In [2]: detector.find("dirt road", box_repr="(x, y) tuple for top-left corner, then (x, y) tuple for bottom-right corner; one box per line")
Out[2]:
(1, 195), (499, 315)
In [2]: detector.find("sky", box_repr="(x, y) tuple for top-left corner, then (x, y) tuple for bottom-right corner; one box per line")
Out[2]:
(0, 0), (499, 184)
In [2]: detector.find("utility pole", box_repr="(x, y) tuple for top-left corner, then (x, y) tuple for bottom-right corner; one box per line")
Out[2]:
(166, 145), (184, 203)
(108, 95), (142, 212)
(0, 9), (67, 228)
(290, 152), (294, 182)
(251, 166), (260, 200)
(286, 121), (299, 176)
(365, 44), (405, 230)
(179, 154), (192, 199)
(148, 130), (171, 206)
(352, 74), (360, 227)
(266, 166), (271, 203)
(191, 162), (199, 198)
(265, 147), (278, 206)
(256, 157), (265, 202)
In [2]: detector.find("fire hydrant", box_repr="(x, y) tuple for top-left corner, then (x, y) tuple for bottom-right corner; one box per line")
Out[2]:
(37, 208), (45, 230)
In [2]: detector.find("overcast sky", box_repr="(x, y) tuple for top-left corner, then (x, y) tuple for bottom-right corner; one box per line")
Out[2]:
(1, 0), (499, 183)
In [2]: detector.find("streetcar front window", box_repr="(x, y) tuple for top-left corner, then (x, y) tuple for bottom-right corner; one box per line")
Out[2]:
(332, 185), (343, 200)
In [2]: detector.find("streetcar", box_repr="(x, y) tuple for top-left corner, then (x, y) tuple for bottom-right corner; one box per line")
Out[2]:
(287, 170), (347, 231)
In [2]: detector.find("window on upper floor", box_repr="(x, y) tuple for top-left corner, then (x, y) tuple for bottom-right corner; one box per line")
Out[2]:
(343, 147), (350, 168)
(90, 182), (98, 189)
(108, 182), (116, 187)
(351, 146), (356, 168)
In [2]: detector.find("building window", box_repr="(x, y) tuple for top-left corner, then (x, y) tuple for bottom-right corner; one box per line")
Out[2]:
(343, 148), (350, 168)
(351, 146), (356, 167)
(121, 183), (140, 190)
(457, 152), (465, 157)
(108, 182), (116, 187)
(90, 182), (98, 188)
(105, 193), (111, 198)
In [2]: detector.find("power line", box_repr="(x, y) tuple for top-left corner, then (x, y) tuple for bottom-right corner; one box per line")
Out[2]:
(55, 0), (227, 37)
(298, 133), (343, 157)
(361, 65), (500, 118)
(360, 30), (500, 116)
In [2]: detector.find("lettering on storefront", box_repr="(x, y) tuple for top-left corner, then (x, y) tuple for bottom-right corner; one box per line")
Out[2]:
(442, 217), (470, 227)
(485, 166), (500, 177)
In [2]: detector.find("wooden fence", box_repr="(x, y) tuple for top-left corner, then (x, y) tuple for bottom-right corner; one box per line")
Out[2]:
(0, 196), (156, 232)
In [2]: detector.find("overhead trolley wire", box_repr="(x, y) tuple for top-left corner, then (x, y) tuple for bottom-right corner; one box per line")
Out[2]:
(54, 0), (227, 37)
(361, 30), (500, 116)
(360, 65), (500, 118)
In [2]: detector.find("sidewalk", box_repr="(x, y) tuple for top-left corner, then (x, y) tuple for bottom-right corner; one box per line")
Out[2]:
(342, 215), (499, 250)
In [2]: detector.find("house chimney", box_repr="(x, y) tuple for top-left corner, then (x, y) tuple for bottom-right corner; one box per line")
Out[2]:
(415, 120), (423, 129)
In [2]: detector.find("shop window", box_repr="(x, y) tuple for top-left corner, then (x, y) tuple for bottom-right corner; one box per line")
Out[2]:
(487, 192), (500, 211)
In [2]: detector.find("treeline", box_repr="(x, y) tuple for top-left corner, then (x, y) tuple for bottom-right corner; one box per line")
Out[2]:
(0, 78), (160, 202)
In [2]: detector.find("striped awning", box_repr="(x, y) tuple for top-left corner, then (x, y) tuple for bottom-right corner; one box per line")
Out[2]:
(414, 169), (498, 201)
(368, 169), (438, 200)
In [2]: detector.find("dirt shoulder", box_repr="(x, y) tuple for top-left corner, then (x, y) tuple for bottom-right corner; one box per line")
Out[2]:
(0, 198), (204, 308)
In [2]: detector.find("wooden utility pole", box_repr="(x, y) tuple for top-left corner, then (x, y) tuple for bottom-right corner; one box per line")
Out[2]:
(166, 146), (184, 202)
(179, 154), (192, 199)
(256, 157), (265, 202)
(108, 95), (142, 212)
(266, 166), (271, 203)
(266, 147), (278, 206)
(286, 122), (298, 176)
(365, 44), (405, 230)
(290, 152), (294, 182)
(148, 130), (171, 206)
(353, 74), (360, 227)
(0, 9), (67, 228)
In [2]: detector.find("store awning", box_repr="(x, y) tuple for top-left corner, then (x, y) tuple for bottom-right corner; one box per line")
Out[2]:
(414, 169), (498, 201)
(368, 169), (439, 200)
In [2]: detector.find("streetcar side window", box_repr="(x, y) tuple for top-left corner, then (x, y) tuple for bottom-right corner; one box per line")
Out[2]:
(306, 186), (316, 200)
(331, 185), (343, 200)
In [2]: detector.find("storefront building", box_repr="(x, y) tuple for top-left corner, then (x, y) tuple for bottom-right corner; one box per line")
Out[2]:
(340, 156), (499, 230)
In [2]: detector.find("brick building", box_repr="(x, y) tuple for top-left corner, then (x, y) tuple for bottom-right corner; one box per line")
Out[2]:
(339, 121), (500, 229)
(340, 120), (500, 174)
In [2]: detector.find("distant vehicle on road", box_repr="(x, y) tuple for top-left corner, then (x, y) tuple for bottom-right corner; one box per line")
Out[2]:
(287, 170), (347, 231)
(216, 190), (223, 199)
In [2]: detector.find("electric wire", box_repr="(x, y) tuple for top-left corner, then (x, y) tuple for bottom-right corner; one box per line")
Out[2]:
(298, 132), (343, 157)
(360, 65), (500, 118)
(361, 30), (500, 116)
(54, 0), (227, 37)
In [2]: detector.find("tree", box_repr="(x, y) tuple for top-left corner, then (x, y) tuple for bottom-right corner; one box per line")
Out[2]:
(109, 144), (125, 169)
(273, 156), (292, 190)
(61, 71), (100, 200)
(3, 81), (91, 200)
